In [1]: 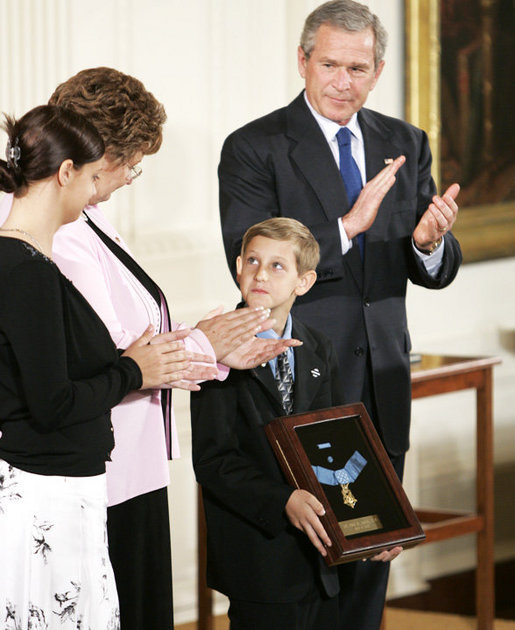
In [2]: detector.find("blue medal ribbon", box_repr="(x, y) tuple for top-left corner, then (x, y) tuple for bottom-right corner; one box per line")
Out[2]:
(312, 450), (367, 486)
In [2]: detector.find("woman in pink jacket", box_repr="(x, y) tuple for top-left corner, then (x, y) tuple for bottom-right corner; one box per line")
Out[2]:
(0, 68), (296, 630)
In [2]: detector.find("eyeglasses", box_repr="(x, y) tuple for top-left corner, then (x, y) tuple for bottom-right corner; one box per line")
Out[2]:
(128, 164), (143, 180)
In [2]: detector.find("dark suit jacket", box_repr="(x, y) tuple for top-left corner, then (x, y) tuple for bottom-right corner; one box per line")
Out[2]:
(191, 318), (344, 603)
(219, 92), (462, 456)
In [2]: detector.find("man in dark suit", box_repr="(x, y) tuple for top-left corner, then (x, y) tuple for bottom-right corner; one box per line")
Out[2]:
(218, 1), (462, 627)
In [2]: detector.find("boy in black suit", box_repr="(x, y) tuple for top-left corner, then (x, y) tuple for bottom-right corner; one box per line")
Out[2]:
(191, 218), (345, 629)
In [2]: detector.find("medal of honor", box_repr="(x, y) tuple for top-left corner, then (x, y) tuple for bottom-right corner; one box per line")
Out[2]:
(312, 450), (367, 509)
(340, 482), (358, 508)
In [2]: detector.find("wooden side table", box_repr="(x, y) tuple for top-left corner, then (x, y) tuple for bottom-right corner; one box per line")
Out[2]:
(408, 354), (501, 630)
(197, 354), (501, 630)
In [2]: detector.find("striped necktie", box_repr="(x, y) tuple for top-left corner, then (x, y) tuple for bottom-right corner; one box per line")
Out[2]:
(275, 352), (294, 415)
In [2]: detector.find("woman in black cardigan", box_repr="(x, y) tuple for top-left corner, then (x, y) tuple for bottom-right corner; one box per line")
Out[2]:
(0, 105), (207, 630)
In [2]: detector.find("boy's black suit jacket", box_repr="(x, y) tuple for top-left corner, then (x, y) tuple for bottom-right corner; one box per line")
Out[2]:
(191, 317), (344, 603)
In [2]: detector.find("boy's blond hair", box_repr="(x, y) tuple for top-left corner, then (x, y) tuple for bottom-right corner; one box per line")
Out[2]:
(241, 218), (320, 275)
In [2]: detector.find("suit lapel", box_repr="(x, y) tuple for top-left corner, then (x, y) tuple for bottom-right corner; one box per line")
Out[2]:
(359, 109), (405, 286)
(250, 322), (326, 421)
(292, 324), (326, 413)
(360, 107), (404, 233)
(286, 94), (363, 289)
(286, 94), (350, 224)
(250, 363), (285, 420)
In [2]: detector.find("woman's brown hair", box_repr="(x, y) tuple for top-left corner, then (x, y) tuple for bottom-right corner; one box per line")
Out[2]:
(48, 67), (166, 164)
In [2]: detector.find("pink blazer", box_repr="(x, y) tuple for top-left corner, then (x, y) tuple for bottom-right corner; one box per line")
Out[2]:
(0, 196), (227, 506)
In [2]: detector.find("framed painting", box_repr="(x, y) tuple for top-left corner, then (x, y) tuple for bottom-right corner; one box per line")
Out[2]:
(405, 0), (515, 263)
(265, 403), (425, 565)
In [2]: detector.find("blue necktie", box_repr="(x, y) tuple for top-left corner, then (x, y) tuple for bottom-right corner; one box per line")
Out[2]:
(336, 126), (365, 261)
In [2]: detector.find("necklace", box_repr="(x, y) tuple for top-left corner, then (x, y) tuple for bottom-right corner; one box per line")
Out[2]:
(0, 227), (44, 252)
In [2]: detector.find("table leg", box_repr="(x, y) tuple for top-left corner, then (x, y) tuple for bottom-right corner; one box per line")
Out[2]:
(476, 369), (495, 630)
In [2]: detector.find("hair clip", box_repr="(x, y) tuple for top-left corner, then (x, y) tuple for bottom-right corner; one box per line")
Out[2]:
(6, 137), (21, 170)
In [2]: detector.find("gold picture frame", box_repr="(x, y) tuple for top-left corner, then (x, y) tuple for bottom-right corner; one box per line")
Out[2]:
(405, 0), (515, 263)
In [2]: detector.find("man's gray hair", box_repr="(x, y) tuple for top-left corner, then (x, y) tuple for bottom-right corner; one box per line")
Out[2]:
(300, 0), (388, 68)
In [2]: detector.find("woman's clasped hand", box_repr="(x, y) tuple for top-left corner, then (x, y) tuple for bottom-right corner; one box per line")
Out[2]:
(123, 326), (217, 391)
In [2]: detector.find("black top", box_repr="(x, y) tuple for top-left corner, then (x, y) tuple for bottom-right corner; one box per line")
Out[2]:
(0, 238), (142, 476)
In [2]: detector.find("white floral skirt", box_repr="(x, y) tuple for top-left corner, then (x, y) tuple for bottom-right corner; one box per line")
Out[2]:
(0, 459), (120, 630)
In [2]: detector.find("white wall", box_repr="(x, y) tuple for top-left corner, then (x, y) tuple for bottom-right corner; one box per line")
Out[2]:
(1, 0), (513, 622)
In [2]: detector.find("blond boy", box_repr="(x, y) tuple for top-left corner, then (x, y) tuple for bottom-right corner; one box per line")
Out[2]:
(191, 218), (351, 629)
